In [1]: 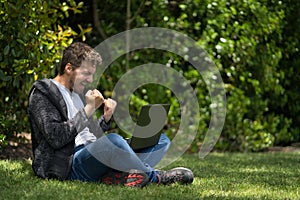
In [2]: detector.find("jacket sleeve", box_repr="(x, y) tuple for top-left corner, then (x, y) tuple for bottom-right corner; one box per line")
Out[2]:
(88, 115), (112, 138)
(79, 93), (112, 138)
(29, 89), (89, 149)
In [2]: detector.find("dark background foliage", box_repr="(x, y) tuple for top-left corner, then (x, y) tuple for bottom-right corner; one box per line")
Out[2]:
(1, 0), (299, 153)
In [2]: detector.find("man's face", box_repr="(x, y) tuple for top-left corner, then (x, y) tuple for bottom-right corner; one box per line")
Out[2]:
(70, 62), (96, 94)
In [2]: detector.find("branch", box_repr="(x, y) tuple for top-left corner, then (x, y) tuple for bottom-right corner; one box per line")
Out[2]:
(92, 0), (107, 40)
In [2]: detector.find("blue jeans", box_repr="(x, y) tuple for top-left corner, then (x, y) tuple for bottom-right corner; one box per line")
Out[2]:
(69, 133), (170, 182)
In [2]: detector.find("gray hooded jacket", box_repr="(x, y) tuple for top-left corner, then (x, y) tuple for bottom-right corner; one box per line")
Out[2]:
(28, 78), (110, 180)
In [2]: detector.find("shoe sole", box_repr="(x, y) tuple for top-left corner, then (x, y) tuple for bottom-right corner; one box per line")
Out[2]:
(101, 170), (149, 187)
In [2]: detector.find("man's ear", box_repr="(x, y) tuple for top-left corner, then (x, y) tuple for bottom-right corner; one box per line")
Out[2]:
(65, 63), (73, 74)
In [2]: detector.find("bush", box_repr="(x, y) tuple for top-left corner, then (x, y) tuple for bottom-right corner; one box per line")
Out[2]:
(132, 0), (299, 151)
(0, 1), (90, 149)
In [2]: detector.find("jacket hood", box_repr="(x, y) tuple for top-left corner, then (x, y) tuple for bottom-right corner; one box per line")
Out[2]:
(29, 78), (68, 119)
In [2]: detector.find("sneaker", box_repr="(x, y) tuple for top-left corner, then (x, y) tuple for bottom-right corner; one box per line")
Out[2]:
(156, 167), (194, 185)
(100, 169), (149, 187)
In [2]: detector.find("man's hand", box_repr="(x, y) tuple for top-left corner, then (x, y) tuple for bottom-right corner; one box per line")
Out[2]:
(84, 89), (105, 118)
(103, 98), (117, 122)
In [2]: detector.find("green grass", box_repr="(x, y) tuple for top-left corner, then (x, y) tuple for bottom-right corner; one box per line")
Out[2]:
(1, 152), (300, 200)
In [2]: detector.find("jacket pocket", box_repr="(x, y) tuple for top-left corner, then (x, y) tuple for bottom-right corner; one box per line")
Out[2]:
(47, 149), (73, 180)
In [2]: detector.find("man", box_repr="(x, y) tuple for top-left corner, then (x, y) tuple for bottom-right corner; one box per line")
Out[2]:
(28, 42), (194, 187)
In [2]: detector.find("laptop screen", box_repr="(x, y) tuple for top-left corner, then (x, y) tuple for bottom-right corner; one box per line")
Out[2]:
(129, 104), (170, 150)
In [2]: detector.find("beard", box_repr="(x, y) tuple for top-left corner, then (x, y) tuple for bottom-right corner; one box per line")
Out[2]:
(72, 79), (87, 94)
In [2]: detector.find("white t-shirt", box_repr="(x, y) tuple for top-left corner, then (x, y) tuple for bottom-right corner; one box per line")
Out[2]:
(51, 79), (97, 146)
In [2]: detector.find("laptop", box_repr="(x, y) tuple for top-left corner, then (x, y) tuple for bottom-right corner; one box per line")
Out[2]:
(128, 104), (170, 151)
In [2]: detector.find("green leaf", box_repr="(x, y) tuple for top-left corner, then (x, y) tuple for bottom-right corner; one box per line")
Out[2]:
(16, 39), (25, 45)
(4, 45), (10, 55)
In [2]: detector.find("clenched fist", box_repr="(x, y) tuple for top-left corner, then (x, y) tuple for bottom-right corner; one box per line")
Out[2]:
(84, 89), (105, 117)
(103, 98), (117, 122)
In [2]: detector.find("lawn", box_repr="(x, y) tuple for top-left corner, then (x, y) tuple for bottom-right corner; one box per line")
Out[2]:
(1, 152), (299, 200)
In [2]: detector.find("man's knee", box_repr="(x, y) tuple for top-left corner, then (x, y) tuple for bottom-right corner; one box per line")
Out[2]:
(160, 133), (171, 146)
(106, 133), (128, 148)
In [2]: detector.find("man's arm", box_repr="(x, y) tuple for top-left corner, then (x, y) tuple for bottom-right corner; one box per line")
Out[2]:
(87, 98), (117, 138)
(88, 115), (111, 138)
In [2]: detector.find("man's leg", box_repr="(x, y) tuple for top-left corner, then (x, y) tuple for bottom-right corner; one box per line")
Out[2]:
(135, 133), (171, 167)
(70, 133), (156, 184)
(69, 145), (111, 182)
(135, 134), (194, 185)
(70, 133), (193, 185)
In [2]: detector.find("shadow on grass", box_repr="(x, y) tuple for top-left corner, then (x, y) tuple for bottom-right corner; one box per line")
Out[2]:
(203, 152), (299, 185)
(184, 152), (300, 199)
(0, 159), (111, 200)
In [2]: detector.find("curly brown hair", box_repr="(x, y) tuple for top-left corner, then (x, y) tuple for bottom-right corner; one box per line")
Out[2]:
(57, 42), (102, 75)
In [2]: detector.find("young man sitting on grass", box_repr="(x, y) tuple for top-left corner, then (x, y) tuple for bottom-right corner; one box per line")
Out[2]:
(28, 42), (194, 187)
